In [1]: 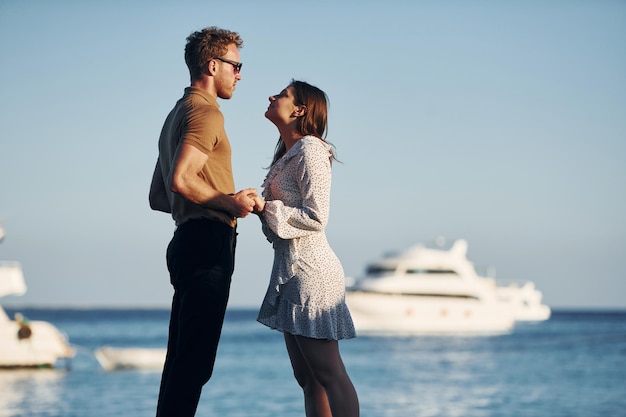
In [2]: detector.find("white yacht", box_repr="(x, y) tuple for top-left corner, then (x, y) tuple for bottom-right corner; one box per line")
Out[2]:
(345, 239), (550, 335)
(0, 259), (74, 368)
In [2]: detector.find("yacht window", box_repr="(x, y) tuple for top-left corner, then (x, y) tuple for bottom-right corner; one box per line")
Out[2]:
(366, 266), (396, 275)
(406, 269), (458, 275)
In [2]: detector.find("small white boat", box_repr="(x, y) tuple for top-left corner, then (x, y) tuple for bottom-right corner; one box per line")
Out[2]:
(345, 239), (549, 335)
(0, 262), (75, 369)
(95, 346), (166, 371)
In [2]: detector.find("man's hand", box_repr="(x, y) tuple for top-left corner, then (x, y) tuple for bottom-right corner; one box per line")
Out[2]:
(230, 188), (257, 218)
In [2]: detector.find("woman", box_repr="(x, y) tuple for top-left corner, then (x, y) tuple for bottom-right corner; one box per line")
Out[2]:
(252, 80), (359, 417)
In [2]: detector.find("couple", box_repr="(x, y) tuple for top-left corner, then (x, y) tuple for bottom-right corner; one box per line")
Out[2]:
(148, 27), (359, 417)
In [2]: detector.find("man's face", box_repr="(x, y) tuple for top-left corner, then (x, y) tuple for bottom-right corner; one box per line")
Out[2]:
(214, 43), (242, 100)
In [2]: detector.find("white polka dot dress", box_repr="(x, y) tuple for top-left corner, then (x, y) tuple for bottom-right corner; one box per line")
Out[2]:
(257, 136), (356, 340)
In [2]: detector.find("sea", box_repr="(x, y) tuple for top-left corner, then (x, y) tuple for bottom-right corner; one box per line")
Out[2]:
(1, 308), (625, 417)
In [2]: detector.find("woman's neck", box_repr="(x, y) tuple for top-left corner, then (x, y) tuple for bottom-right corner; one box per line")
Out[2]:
(279, 128), (304, 152)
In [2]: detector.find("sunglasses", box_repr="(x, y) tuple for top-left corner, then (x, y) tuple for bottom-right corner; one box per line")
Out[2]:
(213, 57), (243, 73)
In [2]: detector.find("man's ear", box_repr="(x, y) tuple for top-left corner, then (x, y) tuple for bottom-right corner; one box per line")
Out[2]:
(206, 59), (218, 76)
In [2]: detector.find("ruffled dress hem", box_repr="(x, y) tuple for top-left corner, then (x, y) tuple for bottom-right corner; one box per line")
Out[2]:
(257, 296), (356, 341)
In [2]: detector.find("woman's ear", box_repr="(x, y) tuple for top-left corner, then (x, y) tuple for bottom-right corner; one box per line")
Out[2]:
(293, 105), (307, 117)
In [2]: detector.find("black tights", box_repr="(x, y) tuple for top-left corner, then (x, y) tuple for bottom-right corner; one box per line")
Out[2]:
(284, 333), (359, 417)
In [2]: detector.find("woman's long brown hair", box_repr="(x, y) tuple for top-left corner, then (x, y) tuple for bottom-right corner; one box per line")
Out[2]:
(270, 80), (338, 167)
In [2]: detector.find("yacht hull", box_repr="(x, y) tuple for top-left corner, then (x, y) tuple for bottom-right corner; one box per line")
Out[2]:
(346, 291), (515, 335)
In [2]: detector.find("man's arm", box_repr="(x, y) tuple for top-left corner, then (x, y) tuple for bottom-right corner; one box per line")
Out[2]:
(149, 159), (172, 213)
(170, 143), (256, 218)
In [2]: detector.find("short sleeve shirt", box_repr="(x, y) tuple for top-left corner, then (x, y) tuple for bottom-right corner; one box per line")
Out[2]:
(158, 87), (236, 227)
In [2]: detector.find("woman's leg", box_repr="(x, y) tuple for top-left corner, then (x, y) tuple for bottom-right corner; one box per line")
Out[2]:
(292, 334), (360, 417)
(284, 333), (332, 417)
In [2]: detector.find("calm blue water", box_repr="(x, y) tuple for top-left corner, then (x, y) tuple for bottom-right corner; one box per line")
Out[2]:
(1, 308), (625, 417)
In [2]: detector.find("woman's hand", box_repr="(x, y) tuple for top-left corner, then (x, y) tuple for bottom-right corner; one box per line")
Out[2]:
(251, 194), (266, 214)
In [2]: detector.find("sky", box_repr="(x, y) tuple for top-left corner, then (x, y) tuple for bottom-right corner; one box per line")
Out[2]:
(0, 0), (624, 309)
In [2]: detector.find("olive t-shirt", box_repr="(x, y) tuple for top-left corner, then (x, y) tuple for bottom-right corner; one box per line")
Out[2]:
(158, 87), (236, 227)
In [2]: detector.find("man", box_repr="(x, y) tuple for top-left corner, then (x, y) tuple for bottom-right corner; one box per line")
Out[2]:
(149, 27), (255, 417)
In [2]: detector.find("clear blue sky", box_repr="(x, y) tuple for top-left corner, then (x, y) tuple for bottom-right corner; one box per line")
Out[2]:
(1, 1), (624, 309)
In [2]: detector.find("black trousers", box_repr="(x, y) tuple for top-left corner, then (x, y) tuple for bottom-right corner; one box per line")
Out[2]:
(156, 218), (237, 417)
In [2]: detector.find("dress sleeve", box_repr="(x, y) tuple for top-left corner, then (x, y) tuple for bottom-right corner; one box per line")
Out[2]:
(262, 145), (332, 240)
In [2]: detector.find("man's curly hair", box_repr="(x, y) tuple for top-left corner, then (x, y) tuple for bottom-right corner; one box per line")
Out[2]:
(184, 27), (243, 81)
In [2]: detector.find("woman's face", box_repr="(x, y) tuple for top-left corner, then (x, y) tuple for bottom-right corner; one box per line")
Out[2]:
(265, 86), (299, 126)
